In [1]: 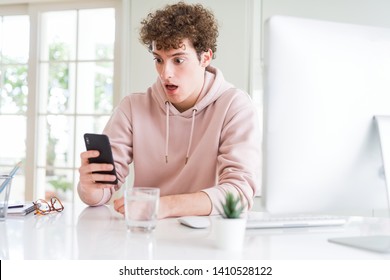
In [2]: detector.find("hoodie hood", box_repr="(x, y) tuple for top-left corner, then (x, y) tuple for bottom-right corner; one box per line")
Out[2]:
(149, 65), (234, 164)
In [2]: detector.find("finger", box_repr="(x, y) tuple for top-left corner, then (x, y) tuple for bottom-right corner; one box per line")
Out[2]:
(89, 173), (117, 184)
(80, 150), (100, 165)
(114, 197), (125, 214)
(88, 163), (115, 174)
(80, 169), (116, 185)
(79, 162), (114, 178)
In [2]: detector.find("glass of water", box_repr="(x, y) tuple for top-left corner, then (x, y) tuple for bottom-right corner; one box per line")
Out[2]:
(124, 187), (160, 233)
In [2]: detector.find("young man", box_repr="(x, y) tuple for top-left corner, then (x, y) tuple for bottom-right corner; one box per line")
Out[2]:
(78, 1), (261, 218)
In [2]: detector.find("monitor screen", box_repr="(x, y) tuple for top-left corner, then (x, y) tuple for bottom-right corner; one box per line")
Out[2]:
(263, 15), (390, 216)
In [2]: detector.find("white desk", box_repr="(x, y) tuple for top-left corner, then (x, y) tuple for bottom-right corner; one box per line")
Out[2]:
(1, 204), (390, 260)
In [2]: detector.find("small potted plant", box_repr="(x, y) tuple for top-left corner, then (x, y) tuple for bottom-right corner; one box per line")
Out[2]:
(221, 192), (245, 219)
(214, 192), (247, 251)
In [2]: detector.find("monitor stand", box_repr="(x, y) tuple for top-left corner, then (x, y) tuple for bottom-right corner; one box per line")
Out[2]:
(328, 116), (390, 253)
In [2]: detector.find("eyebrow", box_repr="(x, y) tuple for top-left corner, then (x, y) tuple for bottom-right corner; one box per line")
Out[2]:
(152, 51), (189, 58)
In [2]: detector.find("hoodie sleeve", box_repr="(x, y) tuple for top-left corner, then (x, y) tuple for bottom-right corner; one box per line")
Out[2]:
(201, 91), (262, 215)
(102, 96), (134, 188)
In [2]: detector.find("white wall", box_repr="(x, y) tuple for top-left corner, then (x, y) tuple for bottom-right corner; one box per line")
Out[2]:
(127, 0), (254, 95)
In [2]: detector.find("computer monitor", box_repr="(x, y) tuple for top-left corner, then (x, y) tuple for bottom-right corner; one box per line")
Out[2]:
(262, 15), (390, 217)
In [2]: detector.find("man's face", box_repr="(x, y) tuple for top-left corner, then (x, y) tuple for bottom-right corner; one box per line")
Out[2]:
(152, 39), (212, 112)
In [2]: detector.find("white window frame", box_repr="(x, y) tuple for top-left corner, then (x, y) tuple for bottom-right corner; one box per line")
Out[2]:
(0, 0), (127, 203)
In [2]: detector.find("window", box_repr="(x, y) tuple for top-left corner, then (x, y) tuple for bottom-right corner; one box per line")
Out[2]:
(0, 1), (122, 204)
(0, 13), (29, 201)
(36, 7), (116, 202)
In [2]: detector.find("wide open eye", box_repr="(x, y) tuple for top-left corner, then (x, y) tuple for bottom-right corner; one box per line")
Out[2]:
(153, 57), (163, 64)
(174, 58), (185, 64)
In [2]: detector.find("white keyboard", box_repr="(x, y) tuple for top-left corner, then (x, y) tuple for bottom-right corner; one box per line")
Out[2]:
(246, 215), (348, 229)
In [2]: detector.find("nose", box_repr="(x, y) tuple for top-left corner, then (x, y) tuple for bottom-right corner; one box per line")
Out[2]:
(160, 62), (174, 80)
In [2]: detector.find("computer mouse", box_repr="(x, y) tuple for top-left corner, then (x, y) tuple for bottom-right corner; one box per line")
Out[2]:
(177, 216), (211, 229)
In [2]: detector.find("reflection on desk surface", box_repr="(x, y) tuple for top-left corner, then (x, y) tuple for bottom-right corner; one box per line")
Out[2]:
(1, 204), (390, 260)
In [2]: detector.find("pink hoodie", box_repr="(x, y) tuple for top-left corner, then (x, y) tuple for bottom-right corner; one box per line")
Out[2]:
(100, 66), (261, 215)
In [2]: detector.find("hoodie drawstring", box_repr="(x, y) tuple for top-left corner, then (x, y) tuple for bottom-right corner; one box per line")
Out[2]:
(165, 101), (170, 163)
(185, 108), (197, 164)
(164, 101), (197, 165)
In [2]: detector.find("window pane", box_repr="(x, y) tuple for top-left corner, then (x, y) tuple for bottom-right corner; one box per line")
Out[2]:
(38, 62), (75, 114)
(0, 65), (28, 114)
(37, 167), (74, 201)
(0, 15), (29, 203)
(78, 8), (115, 60)
(36, 6), (117, 204)
(0, 115), (26, 202)
(0, 115), (26, 165)
(40, 11), (77, 61)
(37, 115), (75, 168)
(76, 62), (113, 114)
(1, 16), (29, 64)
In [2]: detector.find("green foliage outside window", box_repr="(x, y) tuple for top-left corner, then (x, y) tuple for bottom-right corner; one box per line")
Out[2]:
(1, 39), (112, 194)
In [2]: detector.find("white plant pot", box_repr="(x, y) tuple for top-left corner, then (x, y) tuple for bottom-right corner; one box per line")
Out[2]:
(213, 217), (247, 251)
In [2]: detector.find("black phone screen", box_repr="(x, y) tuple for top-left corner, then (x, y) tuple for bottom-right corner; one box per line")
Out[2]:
(84, 133), (118, 184)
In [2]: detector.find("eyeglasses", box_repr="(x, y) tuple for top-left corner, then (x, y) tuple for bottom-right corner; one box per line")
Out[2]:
(33, 196), (64, 215)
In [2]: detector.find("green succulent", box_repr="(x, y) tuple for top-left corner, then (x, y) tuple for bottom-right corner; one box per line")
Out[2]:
(221, 192), (245, 219)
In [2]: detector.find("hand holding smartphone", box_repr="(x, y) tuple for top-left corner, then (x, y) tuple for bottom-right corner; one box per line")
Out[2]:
(84, 133), (118, 184)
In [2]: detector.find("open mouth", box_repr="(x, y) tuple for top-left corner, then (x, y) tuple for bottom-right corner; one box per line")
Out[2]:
(165, 84), (178, 91)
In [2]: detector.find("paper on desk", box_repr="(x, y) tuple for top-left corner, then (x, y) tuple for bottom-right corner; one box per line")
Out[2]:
(6, 202), (35, 215)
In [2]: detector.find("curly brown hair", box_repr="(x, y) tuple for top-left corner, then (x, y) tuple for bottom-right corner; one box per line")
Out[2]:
(139, 1), (219, 59)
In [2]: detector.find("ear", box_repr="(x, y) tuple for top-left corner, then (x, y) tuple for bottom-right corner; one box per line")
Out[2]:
(201, 49), (213, 67)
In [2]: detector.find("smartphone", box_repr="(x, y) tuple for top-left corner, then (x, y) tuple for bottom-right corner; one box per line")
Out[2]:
(83, 133), (118, 184)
